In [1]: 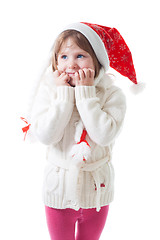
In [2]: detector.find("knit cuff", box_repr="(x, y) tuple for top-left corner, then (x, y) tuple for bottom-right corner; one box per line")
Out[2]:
(75, 86), (96, 101)
(56, 86), (75, 102)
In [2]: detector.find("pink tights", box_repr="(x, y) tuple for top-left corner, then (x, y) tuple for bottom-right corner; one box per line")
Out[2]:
(45, 205), (109, 240)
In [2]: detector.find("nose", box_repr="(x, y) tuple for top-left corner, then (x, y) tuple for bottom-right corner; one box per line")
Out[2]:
(68, 58), (77, 69)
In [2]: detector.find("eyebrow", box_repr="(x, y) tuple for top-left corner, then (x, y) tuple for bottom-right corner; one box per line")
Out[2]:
(59, 50), (88, 55)
(58, 51), (67, 55)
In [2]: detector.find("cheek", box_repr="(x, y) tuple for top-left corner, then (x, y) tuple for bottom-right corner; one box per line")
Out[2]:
(82, 58), (95, 70)
(57, 65), (62, 71)
(90, 59), (95, 70)
(57, 62), (65, 71)
(57, 58), (65, 71)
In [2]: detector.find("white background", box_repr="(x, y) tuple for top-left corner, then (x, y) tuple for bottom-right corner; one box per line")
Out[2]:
(0, 0), (160, 239)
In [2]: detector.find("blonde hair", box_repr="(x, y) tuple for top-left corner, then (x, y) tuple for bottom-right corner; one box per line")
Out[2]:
(52, 30), (102, 78)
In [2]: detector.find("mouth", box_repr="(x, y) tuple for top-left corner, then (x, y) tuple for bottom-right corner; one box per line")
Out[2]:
(66, 72), (76, 76)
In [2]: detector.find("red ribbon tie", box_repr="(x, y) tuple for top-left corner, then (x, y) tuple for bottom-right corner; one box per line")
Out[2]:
(20, 117), (31, 140)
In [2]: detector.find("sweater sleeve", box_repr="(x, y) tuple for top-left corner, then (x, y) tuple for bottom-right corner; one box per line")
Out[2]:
(31, 84), (75, 145)
(75, 85), (126, 146)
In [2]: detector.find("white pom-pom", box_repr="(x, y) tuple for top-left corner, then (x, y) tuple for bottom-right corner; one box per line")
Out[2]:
(70, 142), (91, 167)
(130, 82), (146, 94)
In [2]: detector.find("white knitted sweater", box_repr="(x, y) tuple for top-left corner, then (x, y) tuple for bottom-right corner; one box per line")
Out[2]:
(30, 68), (126, 211)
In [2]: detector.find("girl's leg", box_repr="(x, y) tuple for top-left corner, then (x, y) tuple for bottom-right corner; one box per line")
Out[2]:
(76, 205), (109, 240)
(45, 206), (77, 240)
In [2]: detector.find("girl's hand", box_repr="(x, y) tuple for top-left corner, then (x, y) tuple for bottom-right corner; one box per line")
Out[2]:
(75, 68), (95, 86)
(53, 70), (70, 87)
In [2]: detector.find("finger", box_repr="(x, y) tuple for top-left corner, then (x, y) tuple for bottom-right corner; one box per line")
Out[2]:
(78, 69), (85, 80)
(53, 70), (60, 78)
(58, 70), (63, 75)
(83, 68), (90, 79)
(91, 70), (95, 79)
(65, 82), (71, 86)
(60, 73), (70, 82)
(59, 72), (66, 77)
(88, 68), (95, 79)
(75, 72), (80, 86)
(75, 72), (80, 81)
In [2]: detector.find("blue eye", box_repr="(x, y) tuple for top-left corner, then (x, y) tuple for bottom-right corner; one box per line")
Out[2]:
(77, 54), (84, 59)
(62, 55), (67, 59)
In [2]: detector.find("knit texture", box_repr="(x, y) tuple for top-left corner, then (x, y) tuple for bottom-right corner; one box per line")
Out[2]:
(30, 68), (126, 211)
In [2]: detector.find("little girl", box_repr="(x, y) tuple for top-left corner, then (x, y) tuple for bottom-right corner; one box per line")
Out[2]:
(24, 22), (137, 240)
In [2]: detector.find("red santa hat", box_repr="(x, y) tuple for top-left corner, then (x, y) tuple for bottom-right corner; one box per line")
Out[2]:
(63, 22), (137, 84)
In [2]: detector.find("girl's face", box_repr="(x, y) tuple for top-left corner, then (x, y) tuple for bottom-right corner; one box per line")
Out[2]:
(57, 37), (95, 87)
